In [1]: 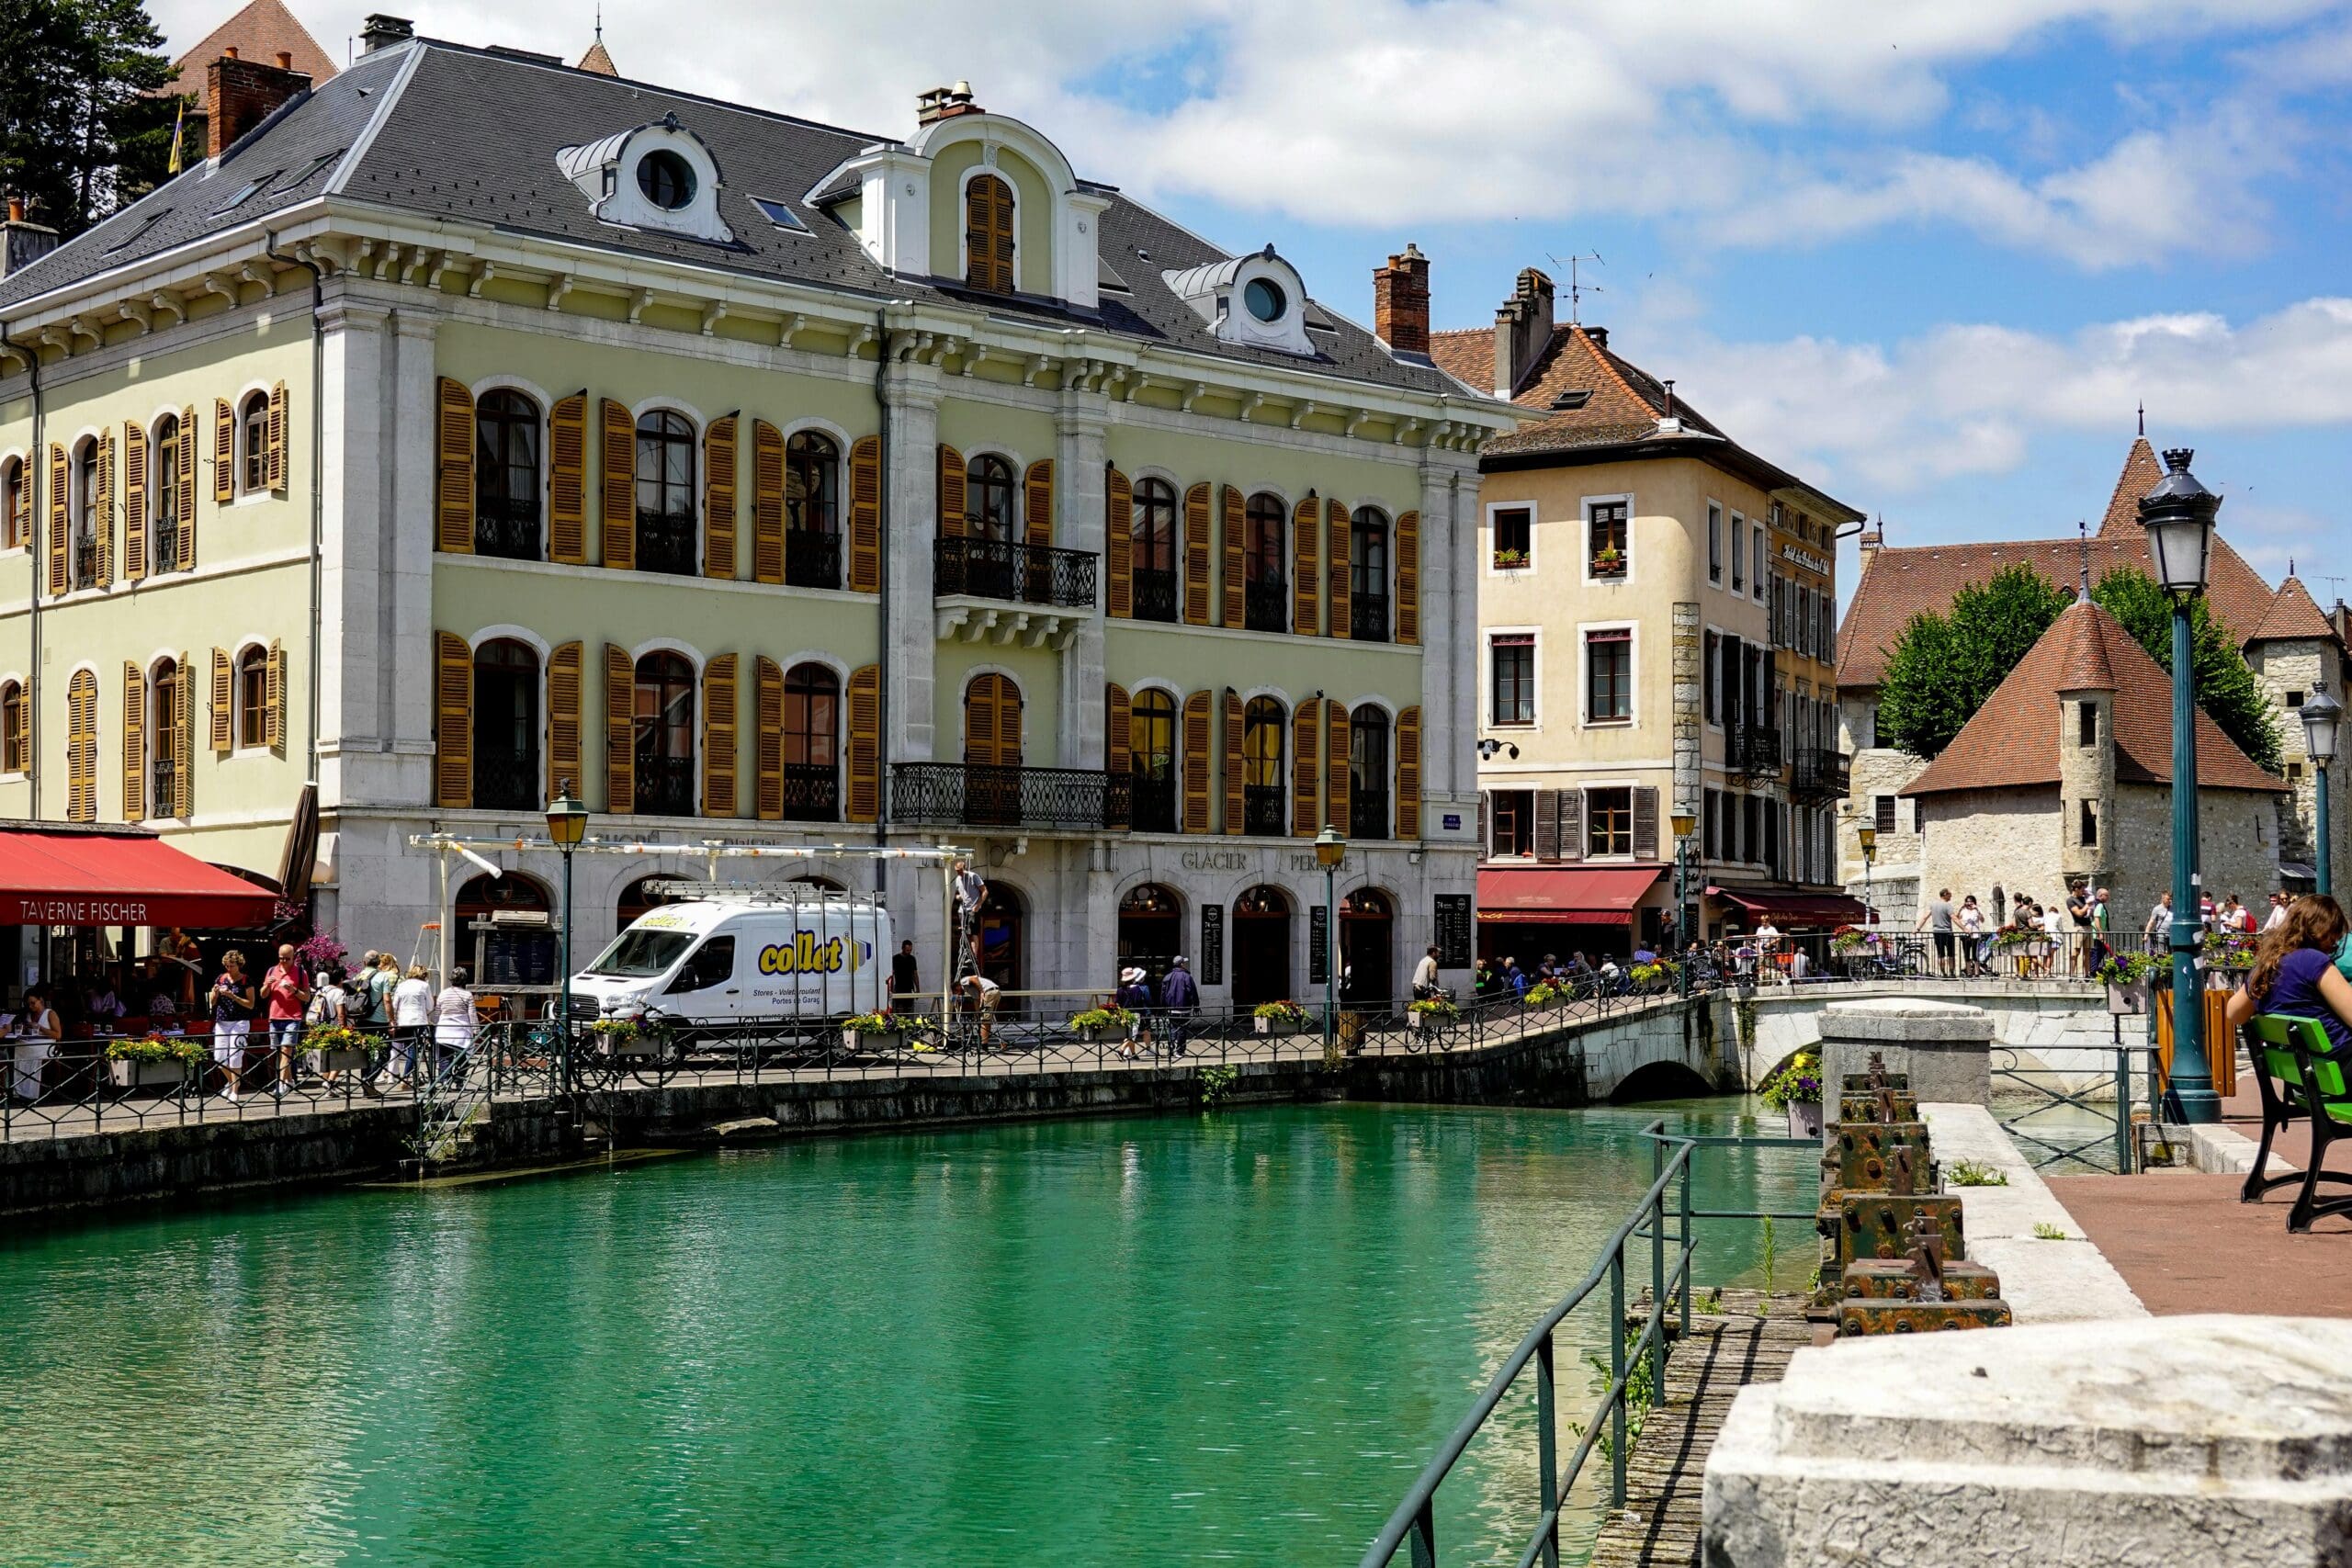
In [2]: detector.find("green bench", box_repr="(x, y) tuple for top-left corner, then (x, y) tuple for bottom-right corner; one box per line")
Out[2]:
(2245, 1013), (2352, 1233)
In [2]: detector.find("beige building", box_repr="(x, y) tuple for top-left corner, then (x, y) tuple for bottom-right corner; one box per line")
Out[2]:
(1430, 272), (1865, 957)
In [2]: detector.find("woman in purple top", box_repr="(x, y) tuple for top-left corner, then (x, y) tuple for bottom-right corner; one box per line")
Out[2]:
(2225, 895), (2352, 1054)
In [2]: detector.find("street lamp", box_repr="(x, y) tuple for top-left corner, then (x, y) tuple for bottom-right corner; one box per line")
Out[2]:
(1670, 810), (1697, 953)
(2302, 684), (2341, 897)
(2140, 447), (2222, 1124)
(546, 779), (591, 1091)
(1316, 825), (1346, 1057)
(1857, 824), (1877, 927)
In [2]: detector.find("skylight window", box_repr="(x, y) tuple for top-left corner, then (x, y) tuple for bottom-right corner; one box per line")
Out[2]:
(213, 170), (282, 216)
(103, 209), (171, 253)
(284, 150), (343, 189)
(749, 196), (808, 233)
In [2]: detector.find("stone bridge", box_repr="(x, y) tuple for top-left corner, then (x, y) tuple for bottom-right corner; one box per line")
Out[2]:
(1735, 980), (2127, 1089)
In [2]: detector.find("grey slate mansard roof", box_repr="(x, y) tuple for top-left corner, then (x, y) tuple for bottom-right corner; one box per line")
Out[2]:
(4, 39), (1454, 398)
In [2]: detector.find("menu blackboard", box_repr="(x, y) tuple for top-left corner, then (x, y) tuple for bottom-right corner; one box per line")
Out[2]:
(1308, 905), (1329, 987)
(1434, 894), (1472, 968)
(1200, 905), (1225, 987)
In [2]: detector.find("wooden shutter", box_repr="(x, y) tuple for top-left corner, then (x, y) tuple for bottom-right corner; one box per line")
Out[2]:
(548, 391), (587, 565)
(1292, 494), (1319, 637)
(1396, 705), (1420, 841)
(847, 434), (881, 592)
(937, 445), (966, 538)
(604, 643), (634, 813)
(435, 378), (475, 554)
(122, 423), (147, 584)
(1105, 465), (1132, 618)
(1023, 458), (1054, 546)
(754, 656), (783, 819)
(751, 420), (784, 583)
(1291, 698), (1319, 836)
(1533, 787), (1560, 861)
(122, 661), (144, 821)
(266, 380), (288, 492)
(599, 399), (635, 570)
(1326, 497), (1350, 642)
(65, 671), (96, 822)
(1218, 484), (1244, 628)
(175, 406), (197, 570)
(1327, 699), (1349, 830)
(1222, 689), (1244, 836)
(547, 641), (582, 801)
(434, 632), (471, 808)
(966, 174), (1013, 292)
(845, 662), (880, 822)
(93, 430), (114, 588)
(172, 651), (192, 818)
(1396, 509), (1419, 646)
(1105, 682), (1131, 774)
(1479, 791), (1488, 852)
(703, 651), (739, 816)
(210, 648), (232, 753)
(1182, 482), (1213, 625)
(1182, 691), (1212, 833)
(1558, 790), (1584, 863)
(704, 413), (739, 579)
(44, 445), (64, 597)
(1633, 784), (1659, 860)
(963, 674), (1000, 764)
(265, 638), (286, 753)
(211, 400), (233, 504)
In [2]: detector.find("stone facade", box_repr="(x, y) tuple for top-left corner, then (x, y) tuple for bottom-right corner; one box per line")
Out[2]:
(1836, 694), (1925, 925)
(2250, 634), (2351, 887)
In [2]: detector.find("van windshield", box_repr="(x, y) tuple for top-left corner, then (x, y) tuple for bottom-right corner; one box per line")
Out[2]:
(583, 930), (695, 978)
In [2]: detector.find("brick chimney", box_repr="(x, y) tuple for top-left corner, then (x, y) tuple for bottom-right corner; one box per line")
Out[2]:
(916, 81), (981, 125)
(1491, 267), (1555, 398)
(0, 196), (59, 280)
(1374, 243), (1429, 355)
(207, 52), (311, 158)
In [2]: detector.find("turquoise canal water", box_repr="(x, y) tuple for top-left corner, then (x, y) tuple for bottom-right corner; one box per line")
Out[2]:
(0, 1100), (1811, 1566)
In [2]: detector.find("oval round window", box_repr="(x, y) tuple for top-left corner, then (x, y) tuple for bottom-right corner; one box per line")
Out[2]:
(1243, 277), (1286, 323)
(637, 149), (696, 211)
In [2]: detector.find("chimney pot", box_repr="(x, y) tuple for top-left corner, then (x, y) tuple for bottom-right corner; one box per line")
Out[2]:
(1492, 266), (1555, 398)
(275, 50), (292, 69)
(1373, 243), (1430, 357)
(223, 45), (238, 59)
(6, 197), (22, 224)
(360, 14), (414, 53)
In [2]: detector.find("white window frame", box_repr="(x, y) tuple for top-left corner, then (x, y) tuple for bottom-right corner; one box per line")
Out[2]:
(1579, 780), (1641, 862)
(1485, 626), (1541, 730)
(1577, 618), (1638, 729)
(1706, 501), (1722, 587)
(1581, 491), (1633, 588)
(1485, 499), (1538, 577)
(232, 385), (273, 505)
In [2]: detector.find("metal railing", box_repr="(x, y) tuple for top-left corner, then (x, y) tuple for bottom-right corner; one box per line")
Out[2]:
(1130, 772), (1178, 833)
(149, 759), (177, 815)
(1792, 746), (1849, 801)
(1133, 566), (1179, 623)
(72, 535), (96, 589)
(152, 520), (180, 576)
(636, 509), (696, 576)
(474, 495), (540, 560)
(933, 537), (1098, 608)
(785, 529), (842, 591)
(1351, 593), (1391, 643)
(778, 761), (840, 821)
(1351, 791), (1390, 842)
(1727, 722), (1781, 775)
(474, 750), (541, 813)
(890, 761), (1131, 830)
(1244, 577), (1287, 634)
(1991, 1042), (2155, 1173)
(1242, 784), (1284, 837)
(634, 753), (695, 817)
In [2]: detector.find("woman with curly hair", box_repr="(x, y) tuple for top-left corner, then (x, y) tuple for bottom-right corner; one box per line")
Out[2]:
(2223, 895), (2352, 1053)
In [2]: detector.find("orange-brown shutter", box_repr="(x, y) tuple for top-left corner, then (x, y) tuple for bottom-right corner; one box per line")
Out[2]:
(704, 412), (739, 580)
(963, 675), (999, 763)
(1023, 458), (1053, 547)
(847, 434), (881, 592)
(1182, 690), (1212, 833)
(1396, 705), (1420, 840)
(754, 656), (784, 818)
(1220, 485), (1246, 628)
(548, 391), (587, 565)
(211, 400), (233, 505)
(1396, 509), (1419, 646)
(175, 405), (196, 570)
(1222, 688), (1243, 835)
(1327, 699), (1350, 831)
(965, 174), (1013, 292)
(604, 643), (634, 813)
(1326, 498), (1350, 642)
(937, 444), (966, 537)
(265, 637), (285, 753)
(266, 380), (288, 492)
(1183, 481), (1212, 626)
(751, 420), (784, 583)
(44, 445), (64, 597)
(65, 671), (96, 822)
(122, 660), (144, 821)
(434, 632), (471, 808)
(703, 651), (739, 816)
(1105, 466), (1132, 618)
(92, 430), (114, 588)
(1292, 696), (1319, 836)
(845, 662), (880, 821)
(1105, 682), (1131, 773)
(122, 423), (147, 584)
(547, 640), (582, 801)
(172, 652), (192, 818)
(1292, 493), (1319, 637)
(209, 648), (232, 754)
(435, 378), (474, 554)
(600, 399), (635, 570)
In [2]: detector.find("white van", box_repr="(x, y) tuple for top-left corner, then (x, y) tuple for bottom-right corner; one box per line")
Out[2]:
(571, 891), (894, 1028)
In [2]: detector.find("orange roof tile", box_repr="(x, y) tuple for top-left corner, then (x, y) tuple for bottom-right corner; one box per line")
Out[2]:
(2248, 576), (2341, 645)
(576, 38), (617, 75)
(2096, 436), (2165, 536)
(1429, 326), (1493, 390)
(165, 0), (336, 98)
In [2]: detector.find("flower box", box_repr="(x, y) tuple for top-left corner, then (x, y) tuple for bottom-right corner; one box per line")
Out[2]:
(308, 1046), (372, 1073)
(842, 1028), (904, 1054)
(1492, 552), (1529, 570)
(2106, 979), (2148, 1016)
(1077, 1025), (1127, 1045)
(1786, 1100), (1825, 1139)
(107, 1056), (188, 1090)
(1254, 1018), (1298, 1039)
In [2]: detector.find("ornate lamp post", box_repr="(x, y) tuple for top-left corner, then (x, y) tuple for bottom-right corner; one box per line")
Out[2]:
(2140, 448), (2222, 1124)
(2302, 684), (2341, 897)
(1670, 810), (1697, 952)
(546, 780), (591, 1090)
(1857, 824), (1877, 926)
(1315, 826), (1346, 1056)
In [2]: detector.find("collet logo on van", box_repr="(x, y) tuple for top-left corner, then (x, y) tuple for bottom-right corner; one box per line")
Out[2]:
(756, 933), (867, 976)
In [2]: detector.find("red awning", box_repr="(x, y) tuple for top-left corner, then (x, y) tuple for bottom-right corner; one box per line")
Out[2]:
(1708, 886), (1870, 929)
(1477, 866), (1665, 925)
(0, 826), (280, 929)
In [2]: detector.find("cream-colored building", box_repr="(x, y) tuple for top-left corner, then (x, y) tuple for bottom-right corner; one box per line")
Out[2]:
(1430, 273), (1865, 956)
(0, 28), (1519, 1006)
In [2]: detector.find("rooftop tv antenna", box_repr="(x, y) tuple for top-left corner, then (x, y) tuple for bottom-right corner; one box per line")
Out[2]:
(1546, 251), (1604, 324)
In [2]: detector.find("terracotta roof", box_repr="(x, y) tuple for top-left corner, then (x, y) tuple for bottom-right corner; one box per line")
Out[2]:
(1479, 322), (1732, 457)
(576, 38), (617, 76)
(2095, 437), (2167, 536)
(1430, 325), (1492, 390)
(2248, 575), (2340, 645)
(164, 0), (337, 97)
(1904, 600), (2283, 798)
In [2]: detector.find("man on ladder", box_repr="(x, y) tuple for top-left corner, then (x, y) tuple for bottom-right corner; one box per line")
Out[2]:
(951, 859), (987, 982)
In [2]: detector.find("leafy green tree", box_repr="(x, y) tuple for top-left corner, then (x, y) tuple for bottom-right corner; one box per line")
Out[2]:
(1877, 564), (2073, 759)
(0, 0), (171, 240)
(2091, 566), (2284, 773)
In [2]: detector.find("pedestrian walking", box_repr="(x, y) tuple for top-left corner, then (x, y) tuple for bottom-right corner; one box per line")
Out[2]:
(309, 964), (353, 1088)
(1115, 966), (1153, 1059)
(1159, 955), (1199, 1056)
(209, 952), (255, 1101)
(388, 964), (433, 1089)
(1957, 897), (1985, 977)
(1917, 889), (1958, 976)
(2264, 892), (2290, 933)
(260, 943), (310, 1100)
(433, 965), (479, 1087)
(892, 940), (921, 1004)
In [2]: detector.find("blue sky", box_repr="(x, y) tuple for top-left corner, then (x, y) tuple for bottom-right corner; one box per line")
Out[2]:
(164, 1), (2352, 602)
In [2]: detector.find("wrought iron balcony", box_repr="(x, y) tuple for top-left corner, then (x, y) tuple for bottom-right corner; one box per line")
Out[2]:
(474, 750), (541, 813)
(933, 537), (1097, 609)
(1728, 722), (1782, 777)
(1242, 783), (1285, 837)
(152, 521), (180, 576)
(1130, 771), (1177, 833)
(779, 761), (839, 822)
(637, 510), (696, 577)
(72, 535), (96, 590)
(1244, 576), (1287, 634)
(1351, 593), (1390, 643)
(890, 762), (1131, 831)
(785, 529), (842, 591)
(634, 752), (695, 817)
(1133, 566), (1180, 624)
(475, 495), (541, 561)
(1792, 746), (1850, 802)
(149, 759), (177, 817)
(1351, 789), (1391, 842)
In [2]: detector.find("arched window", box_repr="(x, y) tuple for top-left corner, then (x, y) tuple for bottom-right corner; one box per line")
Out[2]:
(782, 661), (840, 821)
(964, 671), (1023, 826)
(966, 454), (1017, 540)
(1130, 688), (1177, 831)
(633, 650), (696, 816)
(70, 438), (98, 589)
(1230, 885), (1291, 1007)
(473, 390), (541, 560)
(472, 638), (540, 812)
(458, 872), (557, 987)
(1351, 506), (1390, 642)
(240, 391), (269, 494)
(1244, 492), (1286, 633)
(1242, 695), (1284, 837)
(1350, 705), (1389, 840)
(152, 415), (182, 574)
(0, 680), (24, 773)
(1, 456), (22, 549)
(975, 880), (1023, 989)
(963, 172), (1015, 294)
(235, 646), (268, 749)
(634, 410), (697, 576)
(785, 431), (841, 590)
(1132, 477), (1178, 622)
(149, 658), (181, 817)
(1116, 883), (1182, 980)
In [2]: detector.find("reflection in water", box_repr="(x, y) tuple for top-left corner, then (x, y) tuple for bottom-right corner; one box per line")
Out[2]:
(0, 1100), (1807, 1566)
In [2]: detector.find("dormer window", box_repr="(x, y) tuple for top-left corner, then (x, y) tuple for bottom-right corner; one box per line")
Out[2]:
(637, 150), (695, 210)
(1243, 277), (1286, 323)
(1163, 246), (1316, 356)
(557, 112), (734, 244)
(964, 172), (1015, 293)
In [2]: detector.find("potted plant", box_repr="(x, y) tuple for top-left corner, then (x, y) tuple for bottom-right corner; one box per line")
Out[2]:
(1522, 979), (1566, 1011)
(1758, 1049), (1824, 1137)
(842, 1009), (925, 1053)
(1630, 959), (1679, 992)
(304, 1022), (374, 1075)
(1492, 547), (1528, 570)
(590, 1015), (669, 1058)
(1591, 545), (1625, 577)
(1407, 996), (1460, 1032)
(1253, 999), (1309, 1038)
(2094, 951), (2156, 1014)
(103, 1033), (206, 1089)
(1069, 1004), (1136, 1044)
